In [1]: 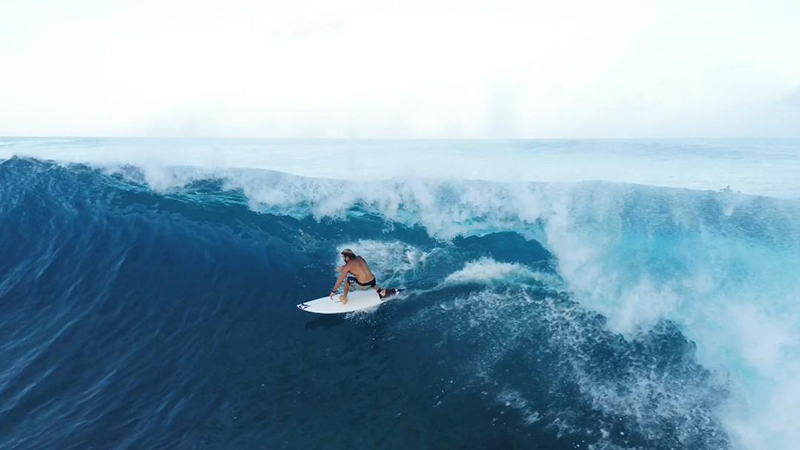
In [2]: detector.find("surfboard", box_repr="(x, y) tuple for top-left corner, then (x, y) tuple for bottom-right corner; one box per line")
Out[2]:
(297, 289), (401, 314)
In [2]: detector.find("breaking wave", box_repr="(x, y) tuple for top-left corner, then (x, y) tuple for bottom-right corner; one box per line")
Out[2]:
(1, 156), (799, 450)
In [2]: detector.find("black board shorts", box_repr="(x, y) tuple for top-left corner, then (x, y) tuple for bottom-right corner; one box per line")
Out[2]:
(347, 276), (376, 291)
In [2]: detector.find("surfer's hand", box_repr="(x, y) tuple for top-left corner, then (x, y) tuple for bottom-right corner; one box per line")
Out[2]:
(330, 291), (336, 300)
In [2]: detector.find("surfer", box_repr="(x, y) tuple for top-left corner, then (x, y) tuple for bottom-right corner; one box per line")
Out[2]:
(330, 249), (387, 304)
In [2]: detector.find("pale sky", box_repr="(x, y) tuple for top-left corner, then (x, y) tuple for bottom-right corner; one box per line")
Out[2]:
(1, 0), (799, 138)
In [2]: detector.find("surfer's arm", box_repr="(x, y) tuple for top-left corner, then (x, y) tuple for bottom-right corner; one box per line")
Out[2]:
(331, 265), (349, 293)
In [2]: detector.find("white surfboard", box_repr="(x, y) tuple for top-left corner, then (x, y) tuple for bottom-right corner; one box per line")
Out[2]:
(297, 289), (399, 314)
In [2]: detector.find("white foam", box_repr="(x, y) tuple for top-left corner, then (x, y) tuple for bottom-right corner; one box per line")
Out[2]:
(444, 257), (557, 286)
(536, 195), (800, 450)
(409, 288), (727, 447)
(496, 389), (541, 425)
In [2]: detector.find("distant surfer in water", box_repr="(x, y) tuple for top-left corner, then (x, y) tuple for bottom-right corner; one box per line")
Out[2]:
(330, 249), (387, 304)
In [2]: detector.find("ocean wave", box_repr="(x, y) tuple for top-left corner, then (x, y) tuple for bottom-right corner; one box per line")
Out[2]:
(2, 156), (799, 449)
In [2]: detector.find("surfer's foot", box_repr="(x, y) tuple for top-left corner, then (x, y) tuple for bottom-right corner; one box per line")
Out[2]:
(339, 294), (348, 304)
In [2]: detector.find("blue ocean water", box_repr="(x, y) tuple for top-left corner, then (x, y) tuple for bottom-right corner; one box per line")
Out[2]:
(2, 139), (800, 450)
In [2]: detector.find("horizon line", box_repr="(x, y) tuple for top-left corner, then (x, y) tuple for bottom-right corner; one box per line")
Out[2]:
(2, 135), (800, 141)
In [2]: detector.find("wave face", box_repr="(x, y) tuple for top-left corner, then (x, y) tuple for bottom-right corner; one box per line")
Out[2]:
(1, 154), (799, 450)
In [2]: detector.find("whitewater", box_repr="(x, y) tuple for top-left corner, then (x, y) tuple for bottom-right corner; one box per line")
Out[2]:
(1, 138), (799, 450)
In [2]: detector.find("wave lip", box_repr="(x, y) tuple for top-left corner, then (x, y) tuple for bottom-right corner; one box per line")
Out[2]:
(2, 137), (800, 198)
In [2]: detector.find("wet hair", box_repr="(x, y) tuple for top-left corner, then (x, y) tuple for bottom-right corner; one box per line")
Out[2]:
(341, 249), (357, 259)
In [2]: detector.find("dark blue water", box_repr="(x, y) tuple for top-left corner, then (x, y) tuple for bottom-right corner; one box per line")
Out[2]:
(0, 157), (739, 449)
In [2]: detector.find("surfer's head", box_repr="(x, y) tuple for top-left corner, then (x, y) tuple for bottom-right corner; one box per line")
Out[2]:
(341, 249), (356, 261)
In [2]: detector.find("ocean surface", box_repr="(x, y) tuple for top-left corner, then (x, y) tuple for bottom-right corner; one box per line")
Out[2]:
(1, 138), (799, 450)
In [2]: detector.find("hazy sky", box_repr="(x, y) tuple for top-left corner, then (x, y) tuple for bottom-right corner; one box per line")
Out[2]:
(1, 0), (799, 138)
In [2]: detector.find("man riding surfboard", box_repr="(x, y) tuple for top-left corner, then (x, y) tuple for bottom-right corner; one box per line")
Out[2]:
(330, 249), (388, 304)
